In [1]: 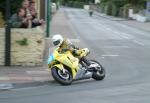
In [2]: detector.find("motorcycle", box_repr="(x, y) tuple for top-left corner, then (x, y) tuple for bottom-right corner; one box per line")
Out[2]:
(47, 48), (105, 85)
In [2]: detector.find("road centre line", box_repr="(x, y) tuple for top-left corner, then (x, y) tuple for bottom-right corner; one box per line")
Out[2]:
(113, 31), (130, 39)
(133, 40), (145, 46)
(97, 24), (131, 39)
(103, 46), (129, 48)
(101, 55), (119, 57)
(26, 71), (49, 75)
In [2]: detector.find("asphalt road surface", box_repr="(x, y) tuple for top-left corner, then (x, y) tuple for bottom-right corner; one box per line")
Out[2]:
(1, 8), (150, 103)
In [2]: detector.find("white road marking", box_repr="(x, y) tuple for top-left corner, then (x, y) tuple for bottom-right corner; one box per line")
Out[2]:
(103, 46), (129, 48)
(97, 22), (134, 40)
(133, 40), (145, 46)
(32, 77), (50, 81)
(121, 33), (134, 39)
(99, 25), (132, 39)
(26, 71), (49, 75)
(120, 35), (130, 39)
(113, 31), (131, 39)
(101, 55), (119, 57)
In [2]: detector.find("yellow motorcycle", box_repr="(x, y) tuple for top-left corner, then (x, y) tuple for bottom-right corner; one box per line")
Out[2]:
(47, 48), (105, 85)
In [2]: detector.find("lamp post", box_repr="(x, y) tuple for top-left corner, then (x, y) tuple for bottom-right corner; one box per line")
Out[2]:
(46, 0), (51, 37)
(5, 0), (11, 66)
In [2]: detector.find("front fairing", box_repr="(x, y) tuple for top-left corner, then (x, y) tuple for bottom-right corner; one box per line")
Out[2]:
(48, 48), (80, 78)
(55, 50), (80, 78)
(56, 51), (78, 68)
(47, 54), (56, 68)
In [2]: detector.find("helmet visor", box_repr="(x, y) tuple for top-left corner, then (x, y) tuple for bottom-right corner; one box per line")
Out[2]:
(53, 40), (60, 46)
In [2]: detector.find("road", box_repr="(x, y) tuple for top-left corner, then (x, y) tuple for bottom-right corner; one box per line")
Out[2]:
(1, 8), (150, 103)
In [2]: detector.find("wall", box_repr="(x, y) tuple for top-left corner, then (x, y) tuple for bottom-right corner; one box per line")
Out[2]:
(0, 28), (5, 65)
(0, 27), (45, 66)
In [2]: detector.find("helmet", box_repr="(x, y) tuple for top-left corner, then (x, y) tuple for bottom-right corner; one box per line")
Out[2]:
(52, 34), (64, 47)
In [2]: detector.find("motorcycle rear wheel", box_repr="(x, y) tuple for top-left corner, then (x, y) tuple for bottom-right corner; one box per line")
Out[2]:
(89, 60), (105, 80)
(51, 67), (73, 85)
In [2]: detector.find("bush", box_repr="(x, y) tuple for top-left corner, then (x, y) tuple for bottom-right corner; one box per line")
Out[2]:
(133, 5), (145, 13)
(121, 3), (133, 18)
(118, 7), (124, 17)
(104, 1), (118, 16)
(100, 0), (146, 17)
(73, 1), (84, 8)
(111, 2), (118, 16)
(114, 0), (127, 8)
(104, 2), (112, 15)
(67, 1), (73, 7)
(100, 2), (106, 13)
(67, 1), (84, 8)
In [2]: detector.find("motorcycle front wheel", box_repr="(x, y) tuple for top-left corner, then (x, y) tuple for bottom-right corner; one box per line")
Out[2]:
(89, 60), (105, 80)
(51, 67), (73, 85)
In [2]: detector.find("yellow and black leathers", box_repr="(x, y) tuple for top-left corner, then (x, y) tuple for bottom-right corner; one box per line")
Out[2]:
(57, 39), (80, 56)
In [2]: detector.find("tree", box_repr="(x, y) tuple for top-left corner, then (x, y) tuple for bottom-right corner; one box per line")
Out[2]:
(128, 0), (146, 5)
(100, 0), (146, 6)
(0, 0), (23, 20)
(0, 12), (5, 27)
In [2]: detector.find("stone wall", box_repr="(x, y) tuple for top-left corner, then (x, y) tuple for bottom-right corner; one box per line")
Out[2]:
(0, 28), (5, 65)
(0, 27), (45, 66)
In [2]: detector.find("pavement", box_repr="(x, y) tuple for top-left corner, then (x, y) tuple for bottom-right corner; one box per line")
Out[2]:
(0, 7), (150, 90)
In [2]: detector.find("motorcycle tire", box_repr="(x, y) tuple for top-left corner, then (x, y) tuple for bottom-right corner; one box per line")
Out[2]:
(51, 67), (73, 85)
(89, 60), (105, 80)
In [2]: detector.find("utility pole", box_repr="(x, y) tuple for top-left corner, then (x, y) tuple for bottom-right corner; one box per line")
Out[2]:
(46, 0), (51, 37)
(5, 0), (11, 66)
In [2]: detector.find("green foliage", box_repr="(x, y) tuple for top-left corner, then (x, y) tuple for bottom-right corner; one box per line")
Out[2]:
(100, 0), (146, 17)
(118, 7), (124, 17)
(100, 1), (107, 13)
(65, 0), (84, 8)
(119, 4), (136, 18)
(103, 1), (118, 16)
(100, 0), (108, 4)
(61, 0), (91, 7)
(0, 0), (23, 20)
(111, 3), (118, 16)
(127, 0), (145, 5)
(121, 3), (133, 18)
(104, 2), (112, 15)
(119, 3), (145, 18)
(16, 38), (29, 46)
(73, 1), (84, 8)
(0, 0), (5, 19)
(0, 12), (5, 27)
(101, 0), (126, 16)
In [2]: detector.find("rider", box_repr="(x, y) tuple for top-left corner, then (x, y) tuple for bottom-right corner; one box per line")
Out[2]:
(52, 34), (91, 67)
(52, 34), (80, 55)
